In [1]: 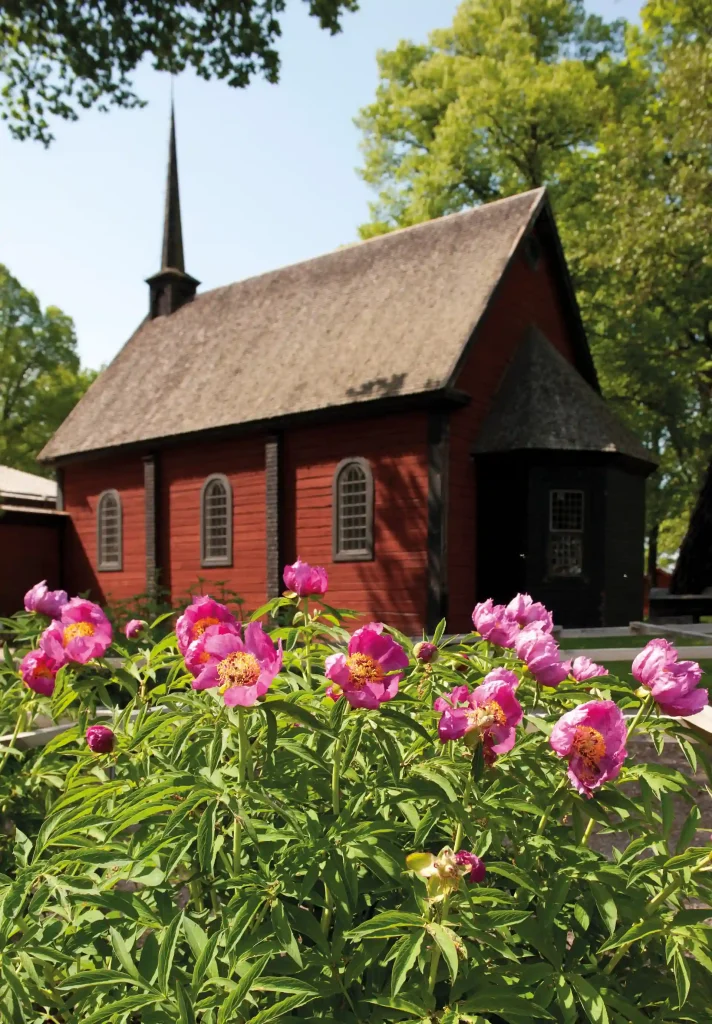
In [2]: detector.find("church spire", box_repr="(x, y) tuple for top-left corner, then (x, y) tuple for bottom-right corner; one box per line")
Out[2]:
(161, 103), (184, 272)
(146, 100), (199, 319)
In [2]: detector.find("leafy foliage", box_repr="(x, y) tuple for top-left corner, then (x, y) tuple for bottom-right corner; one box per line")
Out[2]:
(0, 595), (711, 1021)
(356, 0), (712, 564)
(0, 263), (96, 473)
(0, 0), (360, 144)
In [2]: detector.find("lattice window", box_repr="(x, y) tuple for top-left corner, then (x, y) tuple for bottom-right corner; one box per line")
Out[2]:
(97, 490), (122, 571)
(201, 474), (232, 567)
(548, 489), (584, 577)
(333, 458), (374, 561)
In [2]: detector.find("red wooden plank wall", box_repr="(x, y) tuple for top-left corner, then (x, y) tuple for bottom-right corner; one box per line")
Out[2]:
(63, 457), (145, 603)
(0, 520), (62, 617)
(447, 236), (579, 631)
(284, 412), (429, 635)
(160, 437), (266, 617)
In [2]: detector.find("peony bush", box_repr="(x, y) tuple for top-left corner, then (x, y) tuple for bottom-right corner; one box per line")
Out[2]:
(0, 570), (710, 1021)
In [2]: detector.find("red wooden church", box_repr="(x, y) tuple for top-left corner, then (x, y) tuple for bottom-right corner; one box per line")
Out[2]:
(40, 116), (655, 632)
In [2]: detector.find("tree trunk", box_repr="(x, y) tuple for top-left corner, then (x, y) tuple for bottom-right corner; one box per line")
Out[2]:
(670, 456), (712, 594)
(647, 523), (659, 584)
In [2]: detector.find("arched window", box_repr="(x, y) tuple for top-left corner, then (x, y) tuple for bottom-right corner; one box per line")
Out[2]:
(97, 489), (122, 572)
(333, 458), (374, 561)
(201, 474), (232, 567)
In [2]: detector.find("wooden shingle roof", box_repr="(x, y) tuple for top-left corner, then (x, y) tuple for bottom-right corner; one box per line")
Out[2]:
(41, 188), (549, 461)
(474, 328), (656, 466)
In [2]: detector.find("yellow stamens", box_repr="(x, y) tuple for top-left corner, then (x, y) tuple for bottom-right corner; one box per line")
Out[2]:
(192, 615), (220, 639)
(63, 621), (95, 645)
(467, 700), (506, 731)
(216, 651), (260, 694)
(346, 652), (384, 689)
(571, 725), (606, 782)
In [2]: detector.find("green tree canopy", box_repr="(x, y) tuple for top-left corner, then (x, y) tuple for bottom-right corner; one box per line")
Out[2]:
(0, 0), (359, 144)
(356, 0), (712, 569)
(0, 264), (96, 473)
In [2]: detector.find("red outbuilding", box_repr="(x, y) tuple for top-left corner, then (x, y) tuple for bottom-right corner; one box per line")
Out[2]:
(39, 115), (655, 632)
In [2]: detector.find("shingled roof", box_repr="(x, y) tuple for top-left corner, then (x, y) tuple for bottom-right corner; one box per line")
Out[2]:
(41, 188), (553, 461)
(474, 328), (655, 466)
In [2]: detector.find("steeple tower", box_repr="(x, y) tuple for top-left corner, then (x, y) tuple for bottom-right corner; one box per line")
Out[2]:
(146, 103), (200, 318)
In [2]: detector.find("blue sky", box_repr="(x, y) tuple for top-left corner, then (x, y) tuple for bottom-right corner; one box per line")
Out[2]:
(0, 0), (641, 369)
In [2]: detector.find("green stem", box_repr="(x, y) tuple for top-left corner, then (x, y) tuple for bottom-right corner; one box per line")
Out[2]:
(627, 694), (653, 741)
(232, 814), (241, 876)
(332, 737), (343, 817)
(303, 597), (312, 689)
(233, 709), (249, 876)
(321, 885), (334, 936)
(427, 898), (450, 993)
(454, 776), (472, 853)
(237, 709), (249, 786)
(0, 710), (25, 776)
(536, 776), (568, 835)
(580, 816), (596, 847)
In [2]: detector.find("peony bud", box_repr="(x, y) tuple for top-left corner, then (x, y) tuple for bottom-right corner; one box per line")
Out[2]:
(86, 725), (115, 754)
(124, 618), (147, 640)
(413, 641), (439, 664)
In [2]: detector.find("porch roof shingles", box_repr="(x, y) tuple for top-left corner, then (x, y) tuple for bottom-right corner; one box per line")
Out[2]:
(474, 328), (656, 465)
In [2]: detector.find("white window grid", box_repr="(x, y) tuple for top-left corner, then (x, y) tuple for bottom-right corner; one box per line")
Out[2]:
(97, 490), (122, 571)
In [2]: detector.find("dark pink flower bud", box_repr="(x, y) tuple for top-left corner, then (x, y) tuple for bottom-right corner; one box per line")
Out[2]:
(124, 619), (147, 640)
(283, 558), (328, 597)
(455, 850), (486, 883)
(413, 641), (438, 663)
(86, 725), (115, 753)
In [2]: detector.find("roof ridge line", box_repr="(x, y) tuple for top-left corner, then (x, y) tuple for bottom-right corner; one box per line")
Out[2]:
(193, 187), (547, 303)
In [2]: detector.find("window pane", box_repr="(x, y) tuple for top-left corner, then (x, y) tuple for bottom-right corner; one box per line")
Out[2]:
(204, 480), (229, 561)
(549, 535), (583, 577)
(550, 490), (584, 532)
(338, 464), (369, 553)
(99, 494), (121, 568)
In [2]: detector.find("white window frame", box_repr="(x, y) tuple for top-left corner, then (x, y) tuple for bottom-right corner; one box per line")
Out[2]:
(97, 489), (123, 572)
(201, 473), (233, 568)
(332, 457), (374, 562)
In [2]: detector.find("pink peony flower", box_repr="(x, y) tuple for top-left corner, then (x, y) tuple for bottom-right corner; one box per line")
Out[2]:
(86, 725), (115, 753)
(19, 648), (61, 697)
(413, 641), (439, 663)
(324, 622), (408, 710)
(435, 670), (522, 754)
(455, 850), (486, 883)
(514, 628), (569, 687)
(549, 700), (627, 798)
(176, 596), (239, 656)
(505, 593), (554, 634)
(283, 558), (328, 597)
(24, 580), (68, 619)
(631, 638), (677, 687)
(566, 656), (609, 682)
(472, 599), (518, 648)
(184, 623), (242, 678)
(40, 598), (113, 666)
(632, 638), (708, 717)
(192, 621), (282, 707)
(124, 619), (147, 640)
